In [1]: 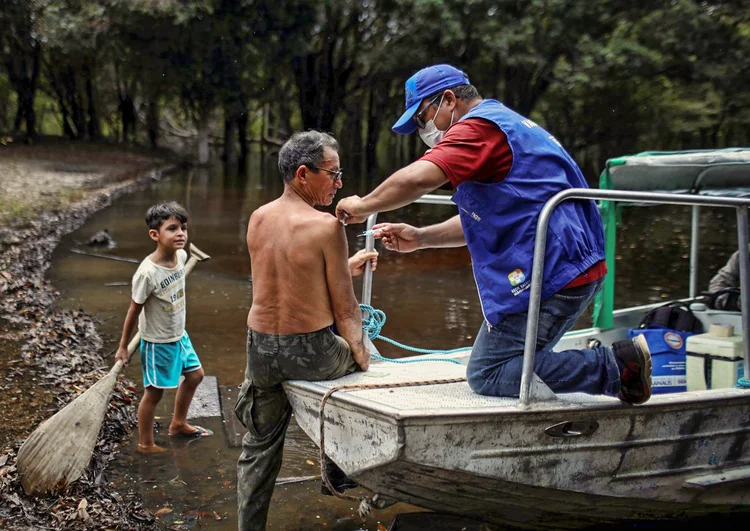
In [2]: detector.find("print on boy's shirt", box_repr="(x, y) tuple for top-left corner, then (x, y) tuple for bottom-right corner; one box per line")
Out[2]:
(161, 297), (185, 314)
(160, 268), (185, 290)
(168, 288), (184, 303)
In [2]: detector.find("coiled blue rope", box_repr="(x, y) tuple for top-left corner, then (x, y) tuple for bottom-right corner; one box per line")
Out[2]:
(736, 378), (750, 389)
(359, 304), (467, 365)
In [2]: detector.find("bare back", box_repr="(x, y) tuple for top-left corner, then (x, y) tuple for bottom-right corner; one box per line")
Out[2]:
(247, 196), (349, 334)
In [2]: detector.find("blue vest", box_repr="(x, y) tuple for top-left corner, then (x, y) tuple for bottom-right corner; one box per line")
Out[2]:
(450, 100), (605, 326)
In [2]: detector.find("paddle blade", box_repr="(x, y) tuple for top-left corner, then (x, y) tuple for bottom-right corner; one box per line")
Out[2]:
(16, 367), (120, 495)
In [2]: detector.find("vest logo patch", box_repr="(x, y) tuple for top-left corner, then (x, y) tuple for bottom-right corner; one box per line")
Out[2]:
(508, 269), (526, 287)
(509, 269), (532, 296)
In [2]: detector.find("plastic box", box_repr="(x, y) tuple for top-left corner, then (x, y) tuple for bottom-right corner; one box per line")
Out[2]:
(627, 328), (690, 394)
(686, 333), (745, 391)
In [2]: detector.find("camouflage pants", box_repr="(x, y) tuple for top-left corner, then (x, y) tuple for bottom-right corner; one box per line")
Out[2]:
(235, 327), (357, 531)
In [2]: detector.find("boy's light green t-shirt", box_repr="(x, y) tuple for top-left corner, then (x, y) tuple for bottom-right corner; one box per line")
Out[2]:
(132, 249), (188, 343)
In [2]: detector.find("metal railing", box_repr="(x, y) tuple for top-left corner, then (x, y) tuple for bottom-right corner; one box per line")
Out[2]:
(357, 190), (750, 407)
(520, 189), (750, 405)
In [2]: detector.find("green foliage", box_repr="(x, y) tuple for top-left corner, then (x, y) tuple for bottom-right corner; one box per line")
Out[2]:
(1, 0), (748, 170)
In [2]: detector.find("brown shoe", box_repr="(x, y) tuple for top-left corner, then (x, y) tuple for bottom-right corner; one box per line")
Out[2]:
(613, 335), (652, 404)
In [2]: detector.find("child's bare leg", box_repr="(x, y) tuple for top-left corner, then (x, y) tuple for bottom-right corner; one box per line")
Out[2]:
(137, 386), (166, 453)
(169, 367), (205, 435)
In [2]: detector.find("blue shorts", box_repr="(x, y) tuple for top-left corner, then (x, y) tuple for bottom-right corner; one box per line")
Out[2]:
(140, 331), (201, 389)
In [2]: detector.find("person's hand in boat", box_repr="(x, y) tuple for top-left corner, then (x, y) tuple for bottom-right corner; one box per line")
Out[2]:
(335, 195), (369, 225)
(114, 345), (130, 365)
(352, 344), (371, 372)
(372, 222), (422, 253)
(348, 249), (378, 277)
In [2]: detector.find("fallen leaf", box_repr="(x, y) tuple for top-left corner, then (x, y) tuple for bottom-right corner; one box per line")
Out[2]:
(77, 498), (93, 523)
(154, 506), (173, 517)
(7, 493), (21, 506)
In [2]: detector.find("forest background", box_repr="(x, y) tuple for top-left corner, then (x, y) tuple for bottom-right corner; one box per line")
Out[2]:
(2, 0), (750, 182)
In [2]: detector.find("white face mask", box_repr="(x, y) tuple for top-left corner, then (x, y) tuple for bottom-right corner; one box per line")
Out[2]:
(417, 94), (454, 148)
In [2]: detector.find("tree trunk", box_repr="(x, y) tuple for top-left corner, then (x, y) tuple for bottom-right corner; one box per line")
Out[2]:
(237, 94), (249, 175)
(120, 96), (136, 143)
(502, 65), (551, 117)
(47, 69), (76, 139)
(407, 133), (418, 164)
(365, 86), (385, 179)
(342, 98), (363, 176)
(24, 45), (40, 140)
(223, 113), (238, 167)
(19, 90), (35, 142)
(196, 111), (211, 165)
(147, 100), (159, 149)
(7, 44), (40, 141)
(63, 67), (86, 139)
(85, 70), (101, 140)
(13, 101), (23, 134)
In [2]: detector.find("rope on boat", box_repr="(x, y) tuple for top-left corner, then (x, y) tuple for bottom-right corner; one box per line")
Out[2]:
(736, 377), (750, 389)
(319, 377), (467, 517)
(360, 304), (468, 365)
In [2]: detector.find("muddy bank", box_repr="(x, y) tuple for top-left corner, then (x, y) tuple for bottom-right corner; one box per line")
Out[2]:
(0, 140), (179, 529)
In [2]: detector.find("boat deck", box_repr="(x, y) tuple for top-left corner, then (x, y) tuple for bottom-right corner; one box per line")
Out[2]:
(286, 346), (748, 417)
(289, 352), (622, 415)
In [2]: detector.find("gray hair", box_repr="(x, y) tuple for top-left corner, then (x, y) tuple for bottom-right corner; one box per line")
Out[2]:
(427, 84), (481, 103)
(278, 130), (339, 183)
(145, 201), (188, 230)
(452, 84), (481, 101)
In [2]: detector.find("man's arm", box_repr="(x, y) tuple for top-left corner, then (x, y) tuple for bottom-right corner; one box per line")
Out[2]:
(708, 250), (741, 310)
(114, 300), (144, 364)
(709, 250), (741, 293)
(336, 160), (448, 223)
(373, 215), (466, 252)
(322, 218), (369, 370)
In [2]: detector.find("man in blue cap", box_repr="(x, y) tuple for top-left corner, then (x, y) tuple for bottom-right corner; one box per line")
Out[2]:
(335, 63), (652, 404)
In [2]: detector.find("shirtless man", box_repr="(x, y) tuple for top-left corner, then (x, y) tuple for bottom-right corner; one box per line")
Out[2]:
(235, 130), (375, 531)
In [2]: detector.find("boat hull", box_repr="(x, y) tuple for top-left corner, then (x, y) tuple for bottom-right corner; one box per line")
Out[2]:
(286, 378), (750, 528)
(356, 460), (748, 530)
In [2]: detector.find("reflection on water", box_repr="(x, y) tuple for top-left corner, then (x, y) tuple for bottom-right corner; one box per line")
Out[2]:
(47, 157), (740, 529)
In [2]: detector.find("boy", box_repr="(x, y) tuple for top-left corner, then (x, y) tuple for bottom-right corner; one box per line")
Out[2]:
(115, 201), (212, 453)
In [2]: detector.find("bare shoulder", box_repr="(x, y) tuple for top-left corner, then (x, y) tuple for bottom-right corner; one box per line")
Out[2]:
(247, 204), (276, 238)
(313, 212), (345, 240)
(248, 203), (270, 225)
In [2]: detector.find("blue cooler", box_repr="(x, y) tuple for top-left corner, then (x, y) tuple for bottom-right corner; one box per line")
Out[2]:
(627, 326), (693, 394)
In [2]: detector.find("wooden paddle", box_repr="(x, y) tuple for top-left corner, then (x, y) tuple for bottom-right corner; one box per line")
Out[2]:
(16, 243), (211, 496)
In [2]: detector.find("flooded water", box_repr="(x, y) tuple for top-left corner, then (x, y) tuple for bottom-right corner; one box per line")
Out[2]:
(47, 157), (740, 530)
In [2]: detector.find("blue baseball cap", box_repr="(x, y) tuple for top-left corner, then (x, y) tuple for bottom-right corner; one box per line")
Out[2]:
(391, 64), (470, 135)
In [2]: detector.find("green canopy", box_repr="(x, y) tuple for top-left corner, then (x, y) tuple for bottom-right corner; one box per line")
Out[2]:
(593, 148), (750, 328)
(601, 148), (750, 195)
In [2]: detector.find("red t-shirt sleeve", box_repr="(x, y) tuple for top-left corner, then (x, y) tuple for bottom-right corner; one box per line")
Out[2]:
(420, 118), (512, 188)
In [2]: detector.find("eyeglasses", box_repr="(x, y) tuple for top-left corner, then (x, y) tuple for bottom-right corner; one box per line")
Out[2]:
(414, 94), (442, 129)
(307, 165), (343, 183)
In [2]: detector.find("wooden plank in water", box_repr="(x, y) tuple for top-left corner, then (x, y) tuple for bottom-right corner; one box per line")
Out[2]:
(219, 384), (246, 447)
(186, 375), (221, 419)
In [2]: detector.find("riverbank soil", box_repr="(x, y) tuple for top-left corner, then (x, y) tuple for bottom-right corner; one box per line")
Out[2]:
(0, 138), (178, 529)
